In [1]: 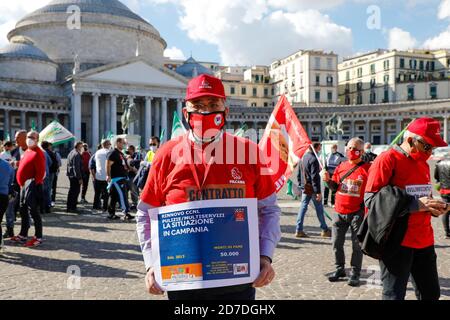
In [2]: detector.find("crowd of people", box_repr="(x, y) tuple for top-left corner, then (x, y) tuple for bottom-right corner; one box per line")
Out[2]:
(0, 74), (449, 301)
(0, 129), (160, 251)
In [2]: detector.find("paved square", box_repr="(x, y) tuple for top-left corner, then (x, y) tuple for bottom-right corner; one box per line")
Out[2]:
(0, 167), (449, 300)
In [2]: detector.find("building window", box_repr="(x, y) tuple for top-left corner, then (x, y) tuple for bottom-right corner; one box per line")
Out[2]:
(271, 88), (275, 96)
(316, 74), (320, 86)
(253, 87), (257, 97)
(384, 60), (390, 70)
(419, 60), (424, 70)
(345, 83), (350, 93)
(345, 95), (350, 105)
(370, 78), (376, 88)
(357, 81), (363, 91)
(357, 68), (363, 78)
(370, 91), (376, 104)
(251, 103), (257, 107)
(430, 84), (437, 99)
(315, 57), (321, 69)
(242, 87), (247, 95)
(326, 75), (333, 86)
(383, 74), (389, 84)
(264, 88), (269, 97)
(327, 91), (333, 103)
(370, 64), (376, 74)
(357, 93), (363, 105)
(407, 86), (415, 101)
(383, 86), (389, 103)
(431, 61), (435, 71)
(346, 71), (350, 81)
(230, 86), (235, 95)
(400, 58), (405, 69)
(315, 90), (320, 103)
(327, 58), (333, 70)
(264, 102), (268, 107)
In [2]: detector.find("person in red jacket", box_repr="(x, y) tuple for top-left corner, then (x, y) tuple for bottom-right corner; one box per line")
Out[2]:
(11, 131), (46, 247)
(364, 117), (449, 300)
(322, 137), (371, 287)
(80, 143), (92, 204)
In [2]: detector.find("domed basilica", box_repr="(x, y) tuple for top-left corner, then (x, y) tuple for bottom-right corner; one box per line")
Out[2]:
(0, 0), (188, 148)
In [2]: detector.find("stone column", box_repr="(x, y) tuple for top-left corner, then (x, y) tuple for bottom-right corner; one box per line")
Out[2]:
(161, 97), (168, 142)
(128, 95), (136, 135)
(177, 98), (183, 118)
(444, 115), (448, 143)
(365, 119), (371, 142)
(4, 109), (10, 140)
(21, 111), (26, 130)
(92, 92), (100, 149)
(322, 121), (327, 140)
(145, 97), (153, 145)
(110, 94), (118, 135)
(350, 119), (355, 138)
(154, 99), (161, 137)
(37, 112), (43, 131)
(72, 91), (82, 140)
(380, 118), (386, 145)
(53, 113), (58, 121)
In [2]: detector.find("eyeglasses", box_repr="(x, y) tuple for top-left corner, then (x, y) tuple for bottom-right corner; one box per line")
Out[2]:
(416, 139), (433, 152)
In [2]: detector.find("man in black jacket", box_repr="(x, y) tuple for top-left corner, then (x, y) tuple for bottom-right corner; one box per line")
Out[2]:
(295, 142), (331, 238)
(66, 142), (83, 213)
(435, 155), (450, 238)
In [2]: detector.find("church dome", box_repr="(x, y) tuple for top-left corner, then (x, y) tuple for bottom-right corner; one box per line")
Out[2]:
(176, 57), (214, 79)
(20, 0), (147, 24)
(0, 37), (58, 82)
(7, 0), (167, 67)
(0, 37), (52, 62)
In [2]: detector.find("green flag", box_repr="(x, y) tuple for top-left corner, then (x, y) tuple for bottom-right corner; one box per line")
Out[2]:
(160, 128), (166, 144)
(31, 120), (36, 131)
(4, 133), (10, 142)
(39, 120), (75, 146)
(171, 111), (186, 140)
(235, 124), (248, 137)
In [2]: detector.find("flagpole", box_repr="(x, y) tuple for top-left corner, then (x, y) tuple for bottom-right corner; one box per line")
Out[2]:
(390, 119), (414, 146)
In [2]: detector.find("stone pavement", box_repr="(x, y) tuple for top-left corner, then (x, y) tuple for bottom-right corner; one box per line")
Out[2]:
(0, 174), (449, 300)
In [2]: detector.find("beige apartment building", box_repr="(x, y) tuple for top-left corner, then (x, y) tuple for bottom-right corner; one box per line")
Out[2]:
(215, 66), (273, 108)
(338, 49), (450, 105)
(269, 50), (338, 106)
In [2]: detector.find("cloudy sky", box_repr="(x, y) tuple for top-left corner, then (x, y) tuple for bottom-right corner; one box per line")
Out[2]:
(1, 0), (450, 65)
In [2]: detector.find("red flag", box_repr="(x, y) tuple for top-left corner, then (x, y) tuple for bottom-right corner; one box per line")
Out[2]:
(258, 95), (312, 192)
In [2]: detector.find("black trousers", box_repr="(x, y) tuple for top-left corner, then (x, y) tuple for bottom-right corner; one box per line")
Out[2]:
(168, 284), (256, 300)
(19, 181), (43, 239)
(379, 245), (440, 300)
(51, 173), (58, 202)
(93, 180), (108, 211)
(0, 194), (9, 244)
(81, 172), (90, 199)
(67, 177), (81, 211)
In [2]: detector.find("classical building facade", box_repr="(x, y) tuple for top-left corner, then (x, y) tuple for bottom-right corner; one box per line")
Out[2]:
(0, 0), (188, 150)
(227, 99), (449, 145)
(270, 50), (338, 106)
(338, 49), (450, 105)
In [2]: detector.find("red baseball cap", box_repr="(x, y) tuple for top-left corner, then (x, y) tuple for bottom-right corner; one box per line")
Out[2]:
(185, 74), (226, 101)
(408, 117), (448, 147)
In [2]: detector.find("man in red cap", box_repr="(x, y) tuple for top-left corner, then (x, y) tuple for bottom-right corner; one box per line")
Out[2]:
(136, 74), (281, 300)
(364, 117), (449, 300)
